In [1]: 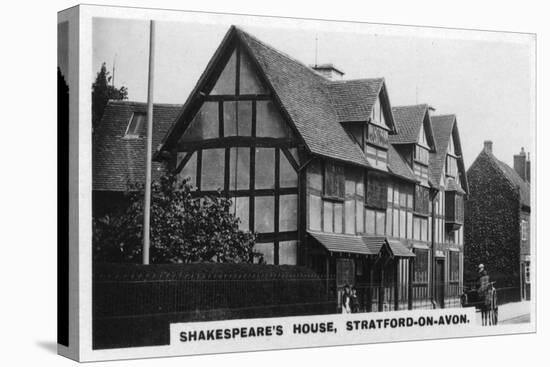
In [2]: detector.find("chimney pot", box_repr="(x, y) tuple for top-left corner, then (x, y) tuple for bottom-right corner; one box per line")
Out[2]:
(514, 148), (527, 181)
(483, 140), (493, 154)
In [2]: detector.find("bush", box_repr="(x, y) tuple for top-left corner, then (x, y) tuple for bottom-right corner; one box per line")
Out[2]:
(93, 174), (257, 264)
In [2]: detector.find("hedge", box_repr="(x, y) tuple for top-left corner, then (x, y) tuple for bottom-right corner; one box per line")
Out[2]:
(93, 263), (327, 349)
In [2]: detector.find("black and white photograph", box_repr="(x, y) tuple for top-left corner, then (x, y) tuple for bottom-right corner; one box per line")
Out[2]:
(54, 3), (537, 362)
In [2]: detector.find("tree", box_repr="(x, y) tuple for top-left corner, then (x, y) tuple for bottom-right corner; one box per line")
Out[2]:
(92, 62), (128, 133)
(93, 174), (257, 264)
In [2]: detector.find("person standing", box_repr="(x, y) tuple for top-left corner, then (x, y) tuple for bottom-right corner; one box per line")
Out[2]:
(342, 285), (351, 314)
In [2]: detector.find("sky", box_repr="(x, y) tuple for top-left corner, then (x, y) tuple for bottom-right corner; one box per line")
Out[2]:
(92, 16), (535, 169)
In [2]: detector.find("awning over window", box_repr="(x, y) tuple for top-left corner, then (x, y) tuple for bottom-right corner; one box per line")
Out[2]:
(307, 231), (379, 255)
(386, 239), (416, 257)
(308, 231), (415, 258)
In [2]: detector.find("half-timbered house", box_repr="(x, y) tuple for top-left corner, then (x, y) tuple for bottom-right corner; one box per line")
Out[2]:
(151, 26), (469, 312)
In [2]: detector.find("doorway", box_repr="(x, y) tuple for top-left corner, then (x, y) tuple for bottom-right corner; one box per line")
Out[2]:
(435, 259), (445, 308)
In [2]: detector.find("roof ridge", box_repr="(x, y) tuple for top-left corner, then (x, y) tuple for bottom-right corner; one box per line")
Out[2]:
(107, 100), (184, 108)
(330, 77), (385, 84)
(392, 103), (429, 110)
(482, 150), (527, 192)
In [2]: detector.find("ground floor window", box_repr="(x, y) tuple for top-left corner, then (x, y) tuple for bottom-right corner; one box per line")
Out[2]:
(449, 251), (460, 282)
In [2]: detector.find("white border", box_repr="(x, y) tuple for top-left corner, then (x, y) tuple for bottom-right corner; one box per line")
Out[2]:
(66, 4), (537, 362)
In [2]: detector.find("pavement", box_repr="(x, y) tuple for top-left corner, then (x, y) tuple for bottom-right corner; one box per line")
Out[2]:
(472, 301), (531, 325)
(498, 301), (532, 324)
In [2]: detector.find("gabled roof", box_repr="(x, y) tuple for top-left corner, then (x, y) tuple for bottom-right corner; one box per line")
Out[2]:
(158, 26), (400, 170)
(474, 152), (530, 208)
(387, 145), (417, 182)
(93, 101), (181, 191)
(327, 78), (389, 124)
(389, 104), (435, 148)
(493, 158), (530, 207)
(429, 114), (469, 194)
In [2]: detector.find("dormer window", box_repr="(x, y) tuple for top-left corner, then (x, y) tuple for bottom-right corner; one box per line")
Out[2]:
(125, 112), (146, 138)
(445, 155), (458, 177)
(370, 98), (388, 128)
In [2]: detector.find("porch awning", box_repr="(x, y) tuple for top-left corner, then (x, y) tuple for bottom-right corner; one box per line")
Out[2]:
(412, 242), (430, 250)
(386, 239), (416, 257)
(361, 236), (386, 255)
(307, 231), (378, 255)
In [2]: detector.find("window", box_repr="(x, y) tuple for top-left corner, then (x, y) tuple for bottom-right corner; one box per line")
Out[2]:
(525, 262), (531, 283)
(449, 251), (460, 282)
(365, 172), (388, 209)
(521, 219), (528, 241)
(125, 112), (146, 138)
(413, 249), (429, 283)
(366, 123), (389, 147)
(324, 162), (345, 199)
(414, 145), (429, 165)
(414, 185), (430, 214)
(365, 143), (388, 170)
(370, 98), (388, 129)
(418, 123), (429, 148)
(446, 155), (458, 177)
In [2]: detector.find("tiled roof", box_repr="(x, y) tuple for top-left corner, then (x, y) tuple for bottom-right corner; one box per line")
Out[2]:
(308, 231), (379, 255)
(387, 145), (417, 182)
(93, 101), (182, 191)
(390, 104), (433, 145)
(237, 28), (371, 167)
(429, 114), (455, 187)
(327, 78), (385, 122)
(386, 239), (416, 257)
(492, 155), (530, 207)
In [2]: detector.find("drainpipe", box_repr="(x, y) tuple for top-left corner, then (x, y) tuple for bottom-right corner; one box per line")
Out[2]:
(430, 190), (437, 309)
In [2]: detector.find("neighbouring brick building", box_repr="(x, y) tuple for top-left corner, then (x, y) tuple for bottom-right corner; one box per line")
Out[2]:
(464, 141), (531, 302)
(93, 26), (470, 312)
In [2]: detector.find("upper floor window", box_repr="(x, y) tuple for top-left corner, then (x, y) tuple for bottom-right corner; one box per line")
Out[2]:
(324, 161), (345, 200)
(370, 97), (388, 129)
(418, 123), (429, 148)
(521, 219), (528, 241)
(414, 145), (429, 165)
(124, 112), (146, 138)
(446, 155), (458, 177)
(365, 171), (388, 209)
(366, 123), (389, 148)
(448, 135), (457, 156)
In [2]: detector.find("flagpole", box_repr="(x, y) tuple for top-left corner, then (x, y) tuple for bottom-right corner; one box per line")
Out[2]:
(143, 20), (155, 265)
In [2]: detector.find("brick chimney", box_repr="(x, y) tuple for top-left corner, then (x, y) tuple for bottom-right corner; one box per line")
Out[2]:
(513, 147), (527, 181)
(483, 140), (493, 154)
(311, 63), (344, 80)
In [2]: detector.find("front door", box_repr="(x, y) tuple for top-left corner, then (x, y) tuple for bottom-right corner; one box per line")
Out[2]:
(435, 259), (445, 308)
